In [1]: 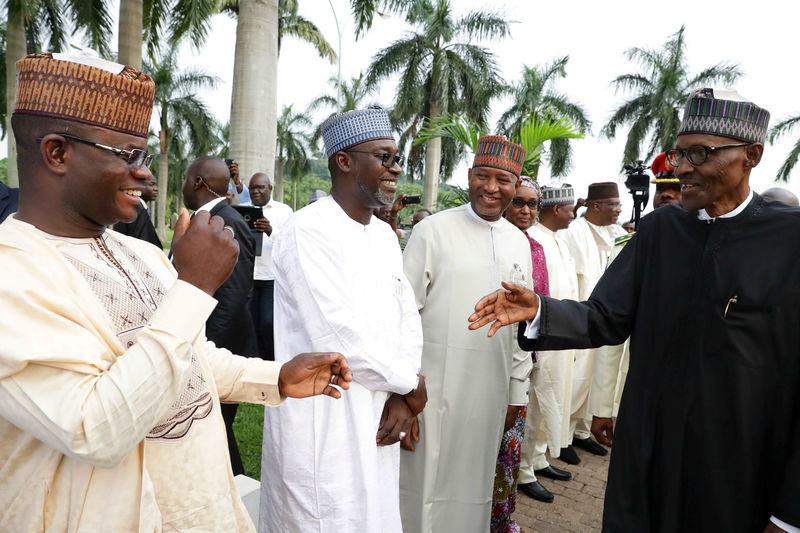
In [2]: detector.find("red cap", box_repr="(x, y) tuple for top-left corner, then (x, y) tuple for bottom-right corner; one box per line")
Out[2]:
(651, 152), (678, 183)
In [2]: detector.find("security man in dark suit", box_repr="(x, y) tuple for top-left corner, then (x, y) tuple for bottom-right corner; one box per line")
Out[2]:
(0, 182), (19, 223)
(181, 156), (257, 475)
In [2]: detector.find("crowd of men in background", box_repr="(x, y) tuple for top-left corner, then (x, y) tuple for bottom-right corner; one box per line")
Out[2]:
(1, 53), (800, 533)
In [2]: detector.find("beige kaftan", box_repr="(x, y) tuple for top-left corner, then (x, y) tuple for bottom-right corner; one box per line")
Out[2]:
(0, 216), (283, 533)
(399, 204), (532, 533)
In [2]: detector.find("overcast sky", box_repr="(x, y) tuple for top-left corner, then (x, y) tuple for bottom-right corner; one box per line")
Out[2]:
(98, 1), (800, 217)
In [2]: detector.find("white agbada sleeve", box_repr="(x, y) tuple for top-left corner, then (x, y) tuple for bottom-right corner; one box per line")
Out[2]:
(278, 219), (419, 394)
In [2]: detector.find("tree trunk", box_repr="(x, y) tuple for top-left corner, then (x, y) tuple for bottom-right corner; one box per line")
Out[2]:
(5, 8), (25, 188)
(117, 0), (143, 70)
(276, 158), (284, 204)
(157, 129), (169, 241)
(423, 99), (442, 211)
(229, 0), (278, 198)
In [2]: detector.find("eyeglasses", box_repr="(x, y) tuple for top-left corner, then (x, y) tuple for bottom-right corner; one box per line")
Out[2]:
(47, 133), (154, 169)
(346, 150), (404, 168)
(597, 201), (622, 208)
(511, 197), (540, 209)
(666, 143), (751, 167)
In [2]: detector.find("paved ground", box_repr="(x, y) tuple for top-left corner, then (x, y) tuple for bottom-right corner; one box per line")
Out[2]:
(513, 445), (610, 533)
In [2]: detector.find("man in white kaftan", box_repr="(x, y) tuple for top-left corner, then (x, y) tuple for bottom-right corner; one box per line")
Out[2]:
(400, 135), (532, 533)
(259, 108), (424, 533)
(517, 185), (579, 502)
(559, 182), (626, 456)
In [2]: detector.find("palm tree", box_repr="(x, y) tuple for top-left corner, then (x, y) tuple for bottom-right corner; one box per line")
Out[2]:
(4, 0), (112, 187)
(309, 73), (374, 114)
(769, 113), (800, 182)
(365, 0), (509, 210)
(144, 46), (220, 239)
(601, 25), (742, 166)
(275, 104), (312, 206)
(498, 56), (590, 177)
(224, 0), (336, 187)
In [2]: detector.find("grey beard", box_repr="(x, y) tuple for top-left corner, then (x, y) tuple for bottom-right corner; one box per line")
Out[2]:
(357, 178), (393, 206)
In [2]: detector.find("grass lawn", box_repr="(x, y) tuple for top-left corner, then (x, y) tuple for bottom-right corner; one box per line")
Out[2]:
(233, 403), (265, 480)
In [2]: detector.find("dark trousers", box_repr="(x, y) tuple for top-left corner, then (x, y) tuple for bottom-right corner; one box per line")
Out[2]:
(250, 279), (275, 361)
(221, 403), (244, 476)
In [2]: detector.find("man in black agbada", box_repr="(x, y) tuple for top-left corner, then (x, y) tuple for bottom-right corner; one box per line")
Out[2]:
(468, 89), (798, 533)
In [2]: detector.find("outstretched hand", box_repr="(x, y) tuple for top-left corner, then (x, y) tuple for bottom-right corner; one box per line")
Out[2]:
(468, 281), (540, 337)
(278, 352), (353, 399)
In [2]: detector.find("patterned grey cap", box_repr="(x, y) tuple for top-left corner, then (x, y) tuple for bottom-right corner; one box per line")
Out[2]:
(678, 88), (770, 144)
(540, 184), (575, 207)
(321, 106), (394, 158)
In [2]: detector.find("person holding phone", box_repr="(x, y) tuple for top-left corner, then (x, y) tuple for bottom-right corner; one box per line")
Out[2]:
(241, 172), (293, 361)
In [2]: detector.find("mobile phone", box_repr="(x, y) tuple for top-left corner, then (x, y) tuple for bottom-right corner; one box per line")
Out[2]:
(402, 195), (421, 205)
(224, 158), (234, 167)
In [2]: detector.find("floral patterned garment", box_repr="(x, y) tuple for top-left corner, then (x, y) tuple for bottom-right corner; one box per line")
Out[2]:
(490, 406), (527, 533)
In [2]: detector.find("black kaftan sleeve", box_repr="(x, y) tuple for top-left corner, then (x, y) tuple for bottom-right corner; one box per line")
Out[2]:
(518, 223), (642, 353)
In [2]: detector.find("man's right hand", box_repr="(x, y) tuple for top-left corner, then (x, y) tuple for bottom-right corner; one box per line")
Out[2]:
(468, 281), (539, 337)
(253, 217), (272, 236)
(172, 210), (239, 296)
(591, 416), (614, 447)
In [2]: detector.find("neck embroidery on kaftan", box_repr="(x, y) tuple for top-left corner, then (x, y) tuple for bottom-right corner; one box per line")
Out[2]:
(57, 232), (213, 441)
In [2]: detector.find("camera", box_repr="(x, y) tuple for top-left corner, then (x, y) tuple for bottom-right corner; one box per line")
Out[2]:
(402, 195), (421, 205)
(623, 160), (650, 230)
(624, 161), (649, 193)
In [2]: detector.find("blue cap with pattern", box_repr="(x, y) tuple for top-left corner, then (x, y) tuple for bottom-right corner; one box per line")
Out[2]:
(321, 106), (394, 158)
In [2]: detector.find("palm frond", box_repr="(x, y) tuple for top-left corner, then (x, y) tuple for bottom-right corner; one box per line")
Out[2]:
(774, 138), (800, 182)
(63, 0), (113, 56)
(455, 10), (510, 41)
(769, 114), (800, 143)
(415, 113), (485, 153)
(280, 15), (337, 63)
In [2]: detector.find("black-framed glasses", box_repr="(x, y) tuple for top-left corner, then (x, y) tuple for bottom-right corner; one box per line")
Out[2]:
(666, 143), (751, 167)
(511, 197), (541, 210)
(47, 133), (154, 169)
(346, 150), (404, 168)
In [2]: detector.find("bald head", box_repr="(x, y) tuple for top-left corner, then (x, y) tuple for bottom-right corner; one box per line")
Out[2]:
(187, 156), (230, 194)
(182, 156), (231, 210)
(761, 187), (799, 207)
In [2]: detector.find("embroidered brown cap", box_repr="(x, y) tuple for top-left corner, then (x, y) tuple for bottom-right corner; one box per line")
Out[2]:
(472, 135), (526, 177)
(13, 53), (155, 138)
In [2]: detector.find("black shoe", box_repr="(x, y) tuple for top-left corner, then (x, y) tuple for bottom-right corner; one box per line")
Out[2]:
(558, 445), (581, 465)
(534, 465), (572, 481)
(518, 481), (554, 503)
(573, 436), (609, 456)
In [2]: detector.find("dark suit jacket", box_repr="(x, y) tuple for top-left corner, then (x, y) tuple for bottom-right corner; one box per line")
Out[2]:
(206, 201), (258, 357)
(113, 202), (163, 249)
(0, 183), (19, 224)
